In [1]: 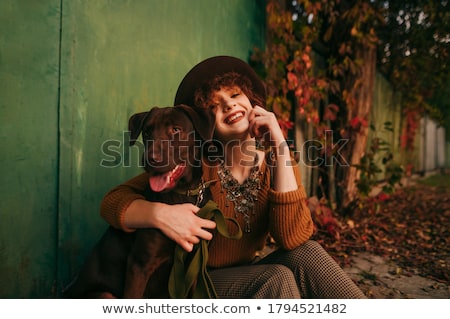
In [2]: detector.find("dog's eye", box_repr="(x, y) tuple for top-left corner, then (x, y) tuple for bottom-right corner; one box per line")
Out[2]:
(171, 126), (182, 134)
(170, 126), (182, 136)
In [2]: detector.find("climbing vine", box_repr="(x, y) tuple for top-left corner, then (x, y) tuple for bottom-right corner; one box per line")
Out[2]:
(251, 0), (330, 138)
(252, 0), (448, 210)
(252, 0), (384, 209)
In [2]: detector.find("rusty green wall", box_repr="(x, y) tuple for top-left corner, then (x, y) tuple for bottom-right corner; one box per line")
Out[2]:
(0, 0), (265, 298)
(0, 0), (61, 298)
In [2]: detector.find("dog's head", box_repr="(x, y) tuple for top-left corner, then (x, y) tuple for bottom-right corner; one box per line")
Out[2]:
(128, 104), (214, 192)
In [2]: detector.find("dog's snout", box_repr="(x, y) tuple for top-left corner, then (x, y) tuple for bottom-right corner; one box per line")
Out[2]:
(145, 139), (174, 169)
(147, 154), (162, 166)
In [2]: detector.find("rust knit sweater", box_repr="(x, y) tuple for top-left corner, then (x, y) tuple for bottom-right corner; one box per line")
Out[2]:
(100, 158), (313, 268)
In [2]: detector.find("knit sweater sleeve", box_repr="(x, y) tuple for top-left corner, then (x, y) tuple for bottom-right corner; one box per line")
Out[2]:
(100, 172), (148, 232)
(267, 163), (314, 249)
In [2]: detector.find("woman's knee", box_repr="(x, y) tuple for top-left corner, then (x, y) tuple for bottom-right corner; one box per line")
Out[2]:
(264, 264), (294, 281)
(295, 240), (332, 262)
(296, 240), (324, 254)
(256, 265), (300, 298)
(277, 240), (328, 266)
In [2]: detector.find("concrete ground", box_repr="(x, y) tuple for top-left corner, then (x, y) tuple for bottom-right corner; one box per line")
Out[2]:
(343, 252), (449, 299)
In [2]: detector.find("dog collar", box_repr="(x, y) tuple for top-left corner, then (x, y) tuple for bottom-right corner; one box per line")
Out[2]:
(174, 179), (217, 197)
(175, 179), (217, 207)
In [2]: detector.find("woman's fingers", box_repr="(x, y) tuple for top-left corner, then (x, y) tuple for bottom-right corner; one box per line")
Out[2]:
(177, 227), (215, 252)
(248, 106), (283, 145)
(164, 203), (216, 252)
(178, 241), (193, 252)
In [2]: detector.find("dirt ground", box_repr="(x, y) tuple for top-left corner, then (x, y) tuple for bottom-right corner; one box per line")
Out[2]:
(343, 251), (449, 298)
(311, 173), (450, 298)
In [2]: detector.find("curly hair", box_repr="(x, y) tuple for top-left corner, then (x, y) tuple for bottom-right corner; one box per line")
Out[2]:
(194, 72), (265, 110)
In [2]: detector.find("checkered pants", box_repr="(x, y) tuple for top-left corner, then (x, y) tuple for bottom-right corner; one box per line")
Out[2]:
(208, 240), (367, 299)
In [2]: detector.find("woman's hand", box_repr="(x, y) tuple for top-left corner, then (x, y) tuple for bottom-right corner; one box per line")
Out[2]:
(248, 106), (298, 192)
(248, 105), (285, 148)
(155, 202), (216, 252)
(124, 200), (216, 252)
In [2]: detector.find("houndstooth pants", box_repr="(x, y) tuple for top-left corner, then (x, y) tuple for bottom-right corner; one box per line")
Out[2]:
(208, 240), (367, 299)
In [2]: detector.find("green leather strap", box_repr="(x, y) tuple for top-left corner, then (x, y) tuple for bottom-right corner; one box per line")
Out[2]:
(168, 200), (242, 298)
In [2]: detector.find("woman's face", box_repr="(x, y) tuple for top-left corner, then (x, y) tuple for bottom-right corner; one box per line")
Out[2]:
(209, 86), (253, 142)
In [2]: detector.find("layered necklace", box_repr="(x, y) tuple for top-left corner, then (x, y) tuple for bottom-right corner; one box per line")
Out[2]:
(217, 154), (262, 233)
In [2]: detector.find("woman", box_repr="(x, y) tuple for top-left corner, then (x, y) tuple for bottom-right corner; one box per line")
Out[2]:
(101, 56), (366, 298)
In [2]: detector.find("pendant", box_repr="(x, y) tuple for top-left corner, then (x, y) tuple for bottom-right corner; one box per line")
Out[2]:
(244, 220), (251, 233)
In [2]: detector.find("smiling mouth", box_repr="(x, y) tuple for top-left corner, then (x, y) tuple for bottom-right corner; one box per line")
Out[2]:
(149, 163), (186, 192)
(225, 111), (244, 124)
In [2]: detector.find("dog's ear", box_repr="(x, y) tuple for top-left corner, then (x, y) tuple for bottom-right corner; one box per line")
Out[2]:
(128, 109), (152, 146)
(174, 104), (215, 141)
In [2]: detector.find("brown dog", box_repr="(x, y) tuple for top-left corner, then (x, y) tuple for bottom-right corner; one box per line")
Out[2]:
(63, 104), (215, 298)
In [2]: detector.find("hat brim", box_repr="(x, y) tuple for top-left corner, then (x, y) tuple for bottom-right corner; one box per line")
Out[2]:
(174, 56), (266, 107)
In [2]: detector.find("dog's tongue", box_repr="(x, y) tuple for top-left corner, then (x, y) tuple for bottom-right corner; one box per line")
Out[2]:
(149, 164), (186, 192)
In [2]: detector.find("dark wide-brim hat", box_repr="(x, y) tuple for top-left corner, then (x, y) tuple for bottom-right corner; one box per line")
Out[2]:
(174, 55), (266, 107)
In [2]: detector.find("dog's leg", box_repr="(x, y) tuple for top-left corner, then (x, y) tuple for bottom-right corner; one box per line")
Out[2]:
(64, 227), (132, 299)
(123, 229), (174, 298)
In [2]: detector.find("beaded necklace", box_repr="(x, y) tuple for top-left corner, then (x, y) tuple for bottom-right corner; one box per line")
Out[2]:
(217, 154), (262, 233)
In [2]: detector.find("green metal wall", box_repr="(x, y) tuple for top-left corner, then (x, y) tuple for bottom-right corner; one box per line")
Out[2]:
(0, 0), (265, 298)
(0, 0), (61, 298)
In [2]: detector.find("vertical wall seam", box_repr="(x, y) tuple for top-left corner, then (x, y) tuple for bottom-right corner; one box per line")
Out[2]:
(55, 0), (63, 296)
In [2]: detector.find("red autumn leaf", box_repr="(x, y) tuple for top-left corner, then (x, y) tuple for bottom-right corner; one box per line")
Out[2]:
(350, 116), (360, 129)
(323, 103), (339, 121)
(287, 72), (298, 90)
(349, 116), (368, 130)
